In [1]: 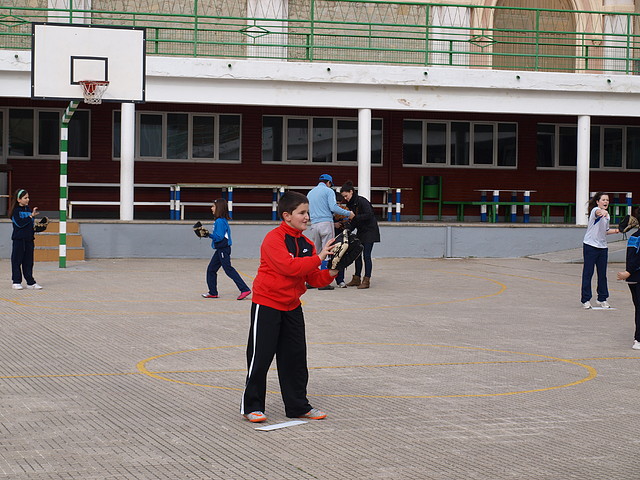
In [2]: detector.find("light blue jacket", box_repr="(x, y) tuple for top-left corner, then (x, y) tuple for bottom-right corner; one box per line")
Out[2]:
(307, 182), (351, 223)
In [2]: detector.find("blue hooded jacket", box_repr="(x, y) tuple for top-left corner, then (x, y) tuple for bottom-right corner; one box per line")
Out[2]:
(209, 217), (232, 249)
(11, 206), (34, 241)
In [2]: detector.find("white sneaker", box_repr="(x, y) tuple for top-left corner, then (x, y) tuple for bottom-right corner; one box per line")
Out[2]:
(633, 340), (640, 350)
(596, 300), (611, 308)
(11, 283), (23, 290)
(582, 301), (592, 309)
(26, 283), (43, 290)
(243, 411), (267, 423)
(337, 282), (347, 288)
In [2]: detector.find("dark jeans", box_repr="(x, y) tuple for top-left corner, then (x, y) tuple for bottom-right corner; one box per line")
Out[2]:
(11, 239), (35, 285)
(242, 303), (311, 418)
(581, 243), (608, 303)
(628, 283), (640, 341)
(206, 247), (249, 296)
(354, 243), (375, 278)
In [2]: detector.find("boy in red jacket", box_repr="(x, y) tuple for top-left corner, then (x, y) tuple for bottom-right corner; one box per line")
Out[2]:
(241, 191), (339, 423)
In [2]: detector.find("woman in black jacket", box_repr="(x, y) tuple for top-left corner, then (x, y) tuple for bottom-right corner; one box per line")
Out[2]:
(340, 181), (380, 289)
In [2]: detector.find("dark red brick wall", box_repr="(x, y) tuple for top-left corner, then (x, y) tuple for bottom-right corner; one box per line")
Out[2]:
(2, 98), (639, 216)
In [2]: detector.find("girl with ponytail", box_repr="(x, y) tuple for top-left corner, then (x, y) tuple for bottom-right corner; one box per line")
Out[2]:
(10, 189), (42, 290)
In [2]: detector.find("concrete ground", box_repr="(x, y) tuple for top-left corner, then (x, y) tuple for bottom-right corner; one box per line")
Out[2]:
(1, 255), (638, 479)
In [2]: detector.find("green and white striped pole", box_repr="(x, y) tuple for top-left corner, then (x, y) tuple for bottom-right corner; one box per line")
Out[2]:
(59, 101), (79, 268)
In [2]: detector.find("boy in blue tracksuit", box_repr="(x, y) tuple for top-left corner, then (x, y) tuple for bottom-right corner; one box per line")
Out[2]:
(202, 198), (251, 300)
(617, 212), (640, 350)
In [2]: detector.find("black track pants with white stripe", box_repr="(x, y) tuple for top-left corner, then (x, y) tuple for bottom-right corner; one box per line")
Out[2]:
(241, 303), (312, 418)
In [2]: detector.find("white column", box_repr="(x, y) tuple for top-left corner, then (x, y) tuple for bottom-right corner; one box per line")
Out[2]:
(48, 0), (90, 23)
(603, 0), (635, 7)
(120, 102), (135, 221)
(357, 108), (372, 201)
(246, 0), (288, 60)
(576, 115), (591, 226)
(602, 0), (635, 73)
(430, 6), (470, 67)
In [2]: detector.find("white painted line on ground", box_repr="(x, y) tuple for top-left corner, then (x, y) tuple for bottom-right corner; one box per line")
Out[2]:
(256, 420), (307, 431)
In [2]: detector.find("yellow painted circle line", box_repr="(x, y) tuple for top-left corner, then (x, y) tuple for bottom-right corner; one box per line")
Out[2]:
(136, 346), (244, 391)
(135, 343), (597, 399)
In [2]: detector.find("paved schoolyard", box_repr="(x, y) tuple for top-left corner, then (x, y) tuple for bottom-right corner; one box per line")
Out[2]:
(0, 256), (638, 479)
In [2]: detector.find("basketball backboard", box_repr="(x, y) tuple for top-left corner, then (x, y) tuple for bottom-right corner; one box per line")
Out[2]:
(32, 23), (145, 103)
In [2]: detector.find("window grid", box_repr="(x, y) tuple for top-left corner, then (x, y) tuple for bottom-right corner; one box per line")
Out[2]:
(114, 111), (242, 163)
(403, 120), (517, 168)
(262, 115), (383, 165)
(537, 123), (631, 170)
(4, 108), (90, 160)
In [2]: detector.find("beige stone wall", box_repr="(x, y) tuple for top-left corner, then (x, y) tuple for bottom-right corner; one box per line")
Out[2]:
(0, 0), (635, 70)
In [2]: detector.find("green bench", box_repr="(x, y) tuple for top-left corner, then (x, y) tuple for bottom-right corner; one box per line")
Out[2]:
(440, 201), (575, 223)
(609, 203), (635, 223)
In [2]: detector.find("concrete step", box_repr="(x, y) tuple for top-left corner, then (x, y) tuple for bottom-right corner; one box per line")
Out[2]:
(34, 221), (85, 262)
(35, 233), (83, 248)
(44, 221), (80, 233)
(34, 247), (85, 262)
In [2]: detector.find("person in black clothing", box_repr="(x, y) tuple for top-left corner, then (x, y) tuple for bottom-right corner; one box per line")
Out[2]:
(10, 188), (42, 290)
(340, 180), (380, 289)
(617, 210), (640, 350)
(332, 194), (350, 288)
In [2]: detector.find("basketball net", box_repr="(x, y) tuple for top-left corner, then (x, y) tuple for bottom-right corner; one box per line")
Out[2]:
(79, 80), (109, 104)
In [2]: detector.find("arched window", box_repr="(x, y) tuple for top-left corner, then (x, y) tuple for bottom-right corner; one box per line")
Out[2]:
(493, 0), (576, 72)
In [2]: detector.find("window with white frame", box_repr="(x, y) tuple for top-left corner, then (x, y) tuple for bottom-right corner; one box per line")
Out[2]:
(537, 123), (639, 169)
(403, 120), (517, 167)
(262, 116), (383, 164)
(113, 111), (241, 162)
(6, 108), (90, 159)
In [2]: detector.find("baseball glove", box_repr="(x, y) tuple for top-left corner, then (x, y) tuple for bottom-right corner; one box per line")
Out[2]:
(618, 215), (639, 233)
(33, 216), (49, 233)
(193, 221), (210, 239)
(328, 229), (363, 270)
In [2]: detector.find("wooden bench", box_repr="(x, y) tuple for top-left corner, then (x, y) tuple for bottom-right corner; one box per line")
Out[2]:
(173, 183), (285, 220)
(179, 201), (275, 220)
(68, 201), (171, 219)
(287, 185), (405, 221)
(67, 183), (174, 219)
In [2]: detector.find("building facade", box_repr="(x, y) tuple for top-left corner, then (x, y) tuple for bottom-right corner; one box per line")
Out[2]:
(1, 0), (640, 222)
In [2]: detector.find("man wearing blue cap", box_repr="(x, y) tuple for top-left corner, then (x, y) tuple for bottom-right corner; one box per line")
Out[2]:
(307, 174), (354, 290)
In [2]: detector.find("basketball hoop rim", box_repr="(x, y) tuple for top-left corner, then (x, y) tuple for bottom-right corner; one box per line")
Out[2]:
(78, 80), (110, 86)
(79, 80), (110, 104)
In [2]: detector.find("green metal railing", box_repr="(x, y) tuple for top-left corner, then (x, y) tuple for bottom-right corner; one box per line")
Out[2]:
(1, 1), (640, 74)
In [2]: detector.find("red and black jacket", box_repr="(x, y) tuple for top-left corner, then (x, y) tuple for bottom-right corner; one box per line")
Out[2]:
(252, 221), (333, 311)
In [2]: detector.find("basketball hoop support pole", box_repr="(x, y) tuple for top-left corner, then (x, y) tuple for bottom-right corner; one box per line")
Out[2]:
(59, 101), (79, 268)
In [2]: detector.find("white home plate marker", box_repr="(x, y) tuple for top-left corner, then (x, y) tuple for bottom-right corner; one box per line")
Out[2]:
(256, 420), (307, 431)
